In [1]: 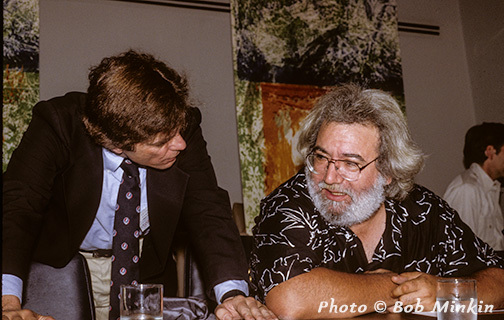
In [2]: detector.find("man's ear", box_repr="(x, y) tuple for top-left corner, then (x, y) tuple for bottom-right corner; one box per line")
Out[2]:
(110, 147), (124, 156)
(484, 145), (496, 159)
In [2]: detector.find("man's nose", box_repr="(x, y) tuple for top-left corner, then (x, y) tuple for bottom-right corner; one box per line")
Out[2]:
(323, 162), (345, 185)
(171, 133), (186, 151)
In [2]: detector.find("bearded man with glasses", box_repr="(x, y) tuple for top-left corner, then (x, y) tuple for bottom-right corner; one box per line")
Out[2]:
(250, 84), (504, 319)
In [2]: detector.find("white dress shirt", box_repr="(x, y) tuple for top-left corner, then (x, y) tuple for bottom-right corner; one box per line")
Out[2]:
(444, 163), (504, 250)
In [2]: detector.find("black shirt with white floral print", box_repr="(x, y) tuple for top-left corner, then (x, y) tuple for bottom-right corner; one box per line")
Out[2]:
(250, 170), (504, 302)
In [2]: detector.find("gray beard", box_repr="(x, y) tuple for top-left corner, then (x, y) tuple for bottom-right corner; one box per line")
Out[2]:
(305, 167), (387, 227)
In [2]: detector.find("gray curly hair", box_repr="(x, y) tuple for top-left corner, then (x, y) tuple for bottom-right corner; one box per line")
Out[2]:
(298, 83), (424, 201)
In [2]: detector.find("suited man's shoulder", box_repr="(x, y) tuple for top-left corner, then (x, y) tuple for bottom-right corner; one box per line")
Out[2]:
(28, 92), (103, 158)
(183, 107), (202, 134)
(32, 92), (87, 125)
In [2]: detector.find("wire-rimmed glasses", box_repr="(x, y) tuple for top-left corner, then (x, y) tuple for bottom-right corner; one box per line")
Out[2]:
(306, 152), (378, 182)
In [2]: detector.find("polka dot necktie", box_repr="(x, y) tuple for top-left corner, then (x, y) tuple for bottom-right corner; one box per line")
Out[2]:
(109, 159), (141, 320)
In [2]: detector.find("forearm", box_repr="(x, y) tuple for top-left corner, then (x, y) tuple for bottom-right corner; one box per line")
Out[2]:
(472, 267), (504, 309)
(265, 267), (398, 319)
(180, 112), (248, 288)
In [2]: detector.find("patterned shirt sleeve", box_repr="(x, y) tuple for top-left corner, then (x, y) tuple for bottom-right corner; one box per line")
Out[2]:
(250, 175), (321, 302)
(404, 186), (504, 276)
(436, 194), (504, 274)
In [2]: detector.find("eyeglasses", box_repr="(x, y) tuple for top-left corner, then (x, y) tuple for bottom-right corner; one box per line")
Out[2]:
(306, 152), (379, 182)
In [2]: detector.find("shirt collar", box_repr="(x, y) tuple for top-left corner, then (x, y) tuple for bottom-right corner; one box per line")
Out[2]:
(102, 148), (125, 174)
(469, 162), (500, 192)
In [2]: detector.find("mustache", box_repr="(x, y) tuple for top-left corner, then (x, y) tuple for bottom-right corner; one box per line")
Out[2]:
(318, 182), (351, 194)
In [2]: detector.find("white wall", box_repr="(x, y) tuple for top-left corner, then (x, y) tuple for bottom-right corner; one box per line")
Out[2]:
(40, 0), (243, 205)
(459, 0), (504, 124)
(396, 0), (476, 195)
(397, 0), (504, 195)
(40, 0), (501, 201)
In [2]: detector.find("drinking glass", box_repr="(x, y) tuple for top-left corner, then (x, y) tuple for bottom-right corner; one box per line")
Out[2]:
(436, 279), (477, 320)
(120, 284), (163, 320)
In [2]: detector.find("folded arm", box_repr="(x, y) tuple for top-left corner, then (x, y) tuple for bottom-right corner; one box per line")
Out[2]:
(473, 267), (504, 309)
(265, 267), (398, 319)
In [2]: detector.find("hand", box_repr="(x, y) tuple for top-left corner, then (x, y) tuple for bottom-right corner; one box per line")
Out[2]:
(2, 295), (55, 320)
(214, 295), (278, 320)
(391, 272), (438, 311)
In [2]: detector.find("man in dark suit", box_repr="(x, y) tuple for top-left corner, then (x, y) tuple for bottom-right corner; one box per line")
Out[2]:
(2, 50), (276, 320)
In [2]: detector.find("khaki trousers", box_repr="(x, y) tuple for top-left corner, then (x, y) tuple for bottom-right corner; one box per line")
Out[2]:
(81, 239), (144, 320)
(80, 251), (112, 320)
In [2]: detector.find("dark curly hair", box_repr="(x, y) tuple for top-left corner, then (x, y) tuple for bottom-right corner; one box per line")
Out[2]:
(82, 50), (191, 151)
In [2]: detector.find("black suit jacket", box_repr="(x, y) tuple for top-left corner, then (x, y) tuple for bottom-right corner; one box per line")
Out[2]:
(2, 92), (248, 298)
